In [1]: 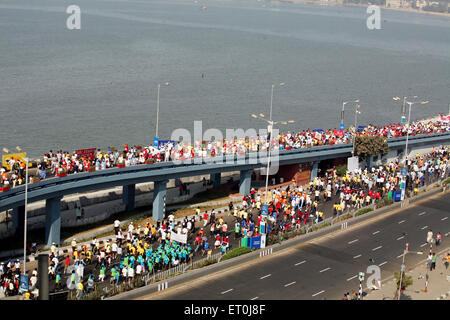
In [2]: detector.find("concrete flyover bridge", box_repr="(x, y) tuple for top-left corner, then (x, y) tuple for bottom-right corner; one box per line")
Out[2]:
(1, 132), (449, 247)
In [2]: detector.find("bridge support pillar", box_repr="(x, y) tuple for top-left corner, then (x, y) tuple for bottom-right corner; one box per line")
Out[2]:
(210, 173), (221, 189)
(310, 161), (319, 182)
(153, 180), (168, 222)
(45, 196), (62, 247)
(122, 184), (136, 212)
(239, 169), (252, 196)
(12, 205), (25, 237)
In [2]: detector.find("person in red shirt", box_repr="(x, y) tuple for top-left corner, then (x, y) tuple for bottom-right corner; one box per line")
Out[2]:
(64, 256), (70, 274)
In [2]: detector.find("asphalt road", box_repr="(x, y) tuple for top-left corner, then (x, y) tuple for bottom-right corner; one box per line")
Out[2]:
(138, 191), (450, 300)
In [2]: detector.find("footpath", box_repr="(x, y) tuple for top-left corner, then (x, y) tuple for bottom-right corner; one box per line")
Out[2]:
(365, 247), (450, 300)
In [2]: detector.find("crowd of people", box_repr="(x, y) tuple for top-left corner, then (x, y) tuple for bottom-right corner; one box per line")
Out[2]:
(1, 143), (450, 299)
(1, 115), (449, 189)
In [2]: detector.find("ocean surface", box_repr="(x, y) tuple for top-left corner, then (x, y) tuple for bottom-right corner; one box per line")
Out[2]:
(1, 0), (449, 158)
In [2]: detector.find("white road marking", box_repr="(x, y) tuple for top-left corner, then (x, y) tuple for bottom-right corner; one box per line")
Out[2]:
(372, 231), (380, 235)
(353, 254), (362, 259)
(420, 243), (428, 248)
(347, 275), (358, 281)
(284, 281), (296, 287)
(418, 211), (426, 216)
(348, 239), (359, 244)
(372, 246), (383, 251)
(260, 274), (271, 280)
(397, 253), (404, 259)
(295, 260), (306, 266)
(421, 226), (428, 230)
(378, 261), (388, 267)
(396, 236), (405, 241)
(441, 217), (448, 221)
(250, 297), (259, 300)
(319, 267), (331, 273)
(312, 290), (325, 297)
(221, 289), (233, 294)
(398, 220), (406, 224)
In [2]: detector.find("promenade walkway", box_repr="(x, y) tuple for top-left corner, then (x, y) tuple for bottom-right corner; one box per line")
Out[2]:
(365, 247), (450, 300)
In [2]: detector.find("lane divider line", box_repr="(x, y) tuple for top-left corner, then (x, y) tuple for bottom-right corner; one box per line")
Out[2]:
(319, 267), (331, 273)
(372, 231), (380, 235)
(347, 275), (358, 281)
(372, 246), (383, 251)
(295, 260), (306, 266)
(221, 289), (233, 295)
(348, 239), (359, 244)
(312, 290), (325, 297)
(284, 281), (296, 287)
(260, 274), (271, 280)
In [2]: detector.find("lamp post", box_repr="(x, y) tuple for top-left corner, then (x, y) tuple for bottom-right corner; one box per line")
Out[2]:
(251, 83), (293, 205)
(393, 96), (417, 124)
(340, 99), (359, 131)
(23, 156), (29, 279)
(251, 114), (294, 204)
(399, 98), (428, 201)
(403, 99), (429, 163)
(155, 81), (170, 139)
(352, 104), (361, 157)
(397, 242), (423, 300)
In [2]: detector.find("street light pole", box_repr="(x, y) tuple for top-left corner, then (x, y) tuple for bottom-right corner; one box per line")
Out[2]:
(352, 104), (360, 156)
(23, 157), (29, 278)
(156, 83), (160, 138)
(341, 99), (359, 131)
(155, 82), (170, 139)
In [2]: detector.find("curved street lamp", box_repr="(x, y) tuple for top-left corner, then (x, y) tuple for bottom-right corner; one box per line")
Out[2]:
(341, 99), (359, 130)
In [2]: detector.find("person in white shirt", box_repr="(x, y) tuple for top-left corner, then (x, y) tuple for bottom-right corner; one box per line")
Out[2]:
(114, 220), (120, 235)
(128, 222), (134, 234)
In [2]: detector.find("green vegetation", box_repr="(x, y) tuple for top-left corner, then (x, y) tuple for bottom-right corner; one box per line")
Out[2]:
(393, 271), (413, 300)
(335, 164), (347, 177)
(355, 135), (389, 158)
(193, 258), (218, 269)
(221, 247), (251, 261)
(355, 207), (374, 216)
(375, 196), (394, 209)
(309, 222), (332, 232)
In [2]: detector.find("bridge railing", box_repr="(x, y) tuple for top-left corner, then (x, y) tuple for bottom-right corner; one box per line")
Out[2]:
(2, 132), (449, 202)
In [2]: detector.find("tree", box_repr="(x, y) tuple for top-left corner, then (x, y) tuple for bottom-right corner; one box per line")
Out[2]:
(393, 271), (413, 300)
(354, 135), (389, 158)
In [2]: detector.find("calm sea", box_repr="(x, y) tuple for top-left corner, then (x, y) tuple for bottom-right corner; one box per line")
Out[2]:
(1, 0), (449, 158)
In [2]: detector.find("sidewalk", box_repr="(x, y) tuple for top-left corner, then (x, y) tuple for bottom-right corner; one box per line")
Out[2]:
(365, 248), (450, 300)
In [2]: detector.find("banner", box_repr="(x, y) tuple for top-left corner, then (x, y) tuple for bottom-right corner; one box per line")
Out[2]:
(153, 136), (159, 147)
(74, 148), (96, 160)
(19, 274), (28, 293)
(250, 236), (261, 249)
(2, 152), (27, 170)
(260, 234), (266, 248)
(260, 221), (267, 234)
(261, 204), (269, 217)
(158, 140), (175, 148)
(170, 231), (188, 244)
(347, 156), (359, 172)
